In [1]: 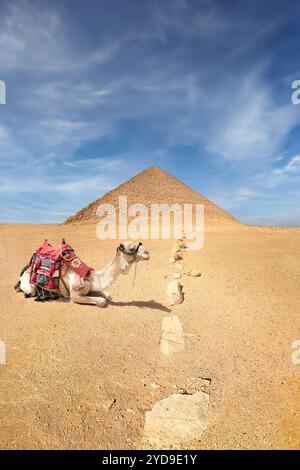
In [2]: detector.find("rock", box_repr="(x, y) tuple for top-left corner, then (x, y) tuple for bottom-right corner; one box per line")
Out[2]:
(174, 261), (184, 270)
(166, 281), (184, 306)
(186, 270), (201, 277)
(178, 377), (211, 395)
(151, 382), (162, 389)
(173, 273), (181, 279)
(176, 238), (187, 250)
(170, 244), (184, 260)
(201, 378), (211, 394)
(173, 250), (183, 261)
(160, 316), (185, 355)
(143, 391), (209, 447)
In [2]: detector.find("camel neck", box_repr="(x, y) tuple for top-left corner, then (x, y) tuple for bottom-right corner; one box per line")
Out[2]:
(94, 255), (123, 290)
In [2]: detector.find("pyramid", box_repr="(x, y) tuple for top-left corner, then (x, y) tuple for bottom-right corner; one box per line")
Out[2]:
(64, 166), (241, 227)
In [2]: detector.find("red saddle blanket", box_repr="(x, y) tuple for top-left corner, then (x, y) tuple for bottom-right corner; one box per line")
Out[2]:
(30, 240), (93, 292)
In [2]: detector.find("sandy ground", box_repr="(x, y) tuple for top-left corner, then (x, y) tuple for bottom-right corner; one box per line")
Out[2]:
(0, 223), (299, 449)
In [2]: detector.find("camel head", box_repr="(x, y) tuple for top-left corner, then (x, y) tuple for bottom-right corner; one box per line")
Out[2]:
(117, 241), (150, 273)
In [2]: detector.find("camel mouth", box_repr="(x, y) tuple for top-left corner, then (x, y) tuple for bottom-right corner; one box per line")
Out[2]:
(140, 252), (150, 261)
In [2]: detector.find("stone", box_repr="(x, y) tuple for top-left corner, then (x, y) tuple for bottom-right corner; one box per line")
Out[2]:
(176, 238), (187, 250)
(178, 377), (211, 395)
(173, 250), (183, 261)
(201, 378), (211, 394)
(143, 391), (209, 447)
(160, 316), (185, 355)
(173, 273), (181, 279)
(151, 382), (162, 389)
(174, 261), (184, 270)
(126, 408), (135, 414)
(186, 270), (201, 277)
(166, 281), (184, 306)
(177, 388), (188, 394)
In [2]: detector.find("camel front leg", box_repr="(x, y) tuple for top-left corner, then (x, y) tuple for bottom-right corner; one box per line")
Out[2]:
(90, 290), (112, 302)
(70, 292), (107, 308)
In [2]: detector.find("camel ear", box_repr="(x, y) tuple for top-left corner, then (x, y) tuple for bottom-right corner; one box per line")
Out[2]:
(135, 242), (142, 251)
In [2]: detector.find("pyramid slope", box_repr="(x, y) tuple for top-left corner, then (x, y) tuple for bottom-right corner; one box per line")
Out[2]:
(65, 166), (242, 227)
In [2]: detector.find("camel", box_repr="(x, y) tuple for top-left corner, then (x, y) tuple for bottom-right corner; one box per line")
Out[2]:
(16, 241), (150, 307)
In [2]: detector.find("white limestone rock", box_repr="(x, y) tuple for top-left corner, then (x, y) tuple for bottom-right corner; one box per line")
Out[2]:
(143, 391), (209, 447)
(166, 280), (183, 306)
(160, 316), (185, 355)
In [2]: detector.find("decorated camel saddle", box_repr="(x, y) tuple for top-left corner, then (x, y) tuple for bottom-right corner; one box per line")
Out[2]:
(27, 239), (92, 300)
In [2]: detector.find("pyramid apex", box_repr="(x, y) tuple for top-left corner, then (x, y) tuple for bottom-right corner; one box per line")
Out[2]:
(143, 165), (165, 172)
(64, 164), (241, 226)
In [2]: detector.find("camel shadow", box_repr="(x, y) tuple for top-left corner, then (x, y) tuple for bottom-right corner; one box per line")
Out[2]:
(109, 299), (171, 312)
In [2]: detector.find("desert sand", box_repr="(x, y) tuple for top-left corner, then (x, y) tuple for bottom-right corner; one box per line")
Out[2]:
(0, 222), (299, 449)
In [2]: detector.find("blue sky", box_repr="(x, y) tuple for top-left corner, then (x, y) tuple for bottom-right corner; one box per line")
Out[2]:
(0, 0), (300, 225)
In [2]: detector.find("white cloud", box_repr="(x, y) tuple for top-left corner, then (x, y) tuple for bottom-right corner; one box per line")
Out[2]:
(206, 73), (300, 162)
(254, 154), (300, 189)
(273, 155), (300, 175)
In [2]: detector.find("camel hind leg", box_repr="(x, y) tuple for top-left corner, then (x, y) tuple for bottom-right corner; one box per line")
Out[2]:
(18, 271), (36, 297)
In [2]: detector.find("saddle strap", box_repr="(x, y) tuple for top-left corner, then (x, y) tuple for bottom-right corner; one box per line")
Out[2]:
(59, 272), (70, 297)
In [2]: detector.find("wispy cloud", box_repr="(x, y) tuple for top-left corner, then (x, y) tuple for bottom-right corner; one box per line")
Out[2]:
(273, 155), (300, 175)
(0, 0), (120, 73)
(202, 71), (300, 163)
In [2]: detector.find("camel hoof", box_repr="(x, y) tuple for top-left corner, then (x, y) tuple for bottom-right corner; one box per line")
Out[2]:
(101, 291), (112, 301)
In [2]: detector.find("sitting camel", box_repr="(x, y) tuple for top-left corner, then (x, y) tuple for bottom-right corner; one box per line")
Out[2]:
(16, 241), (150, 307)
